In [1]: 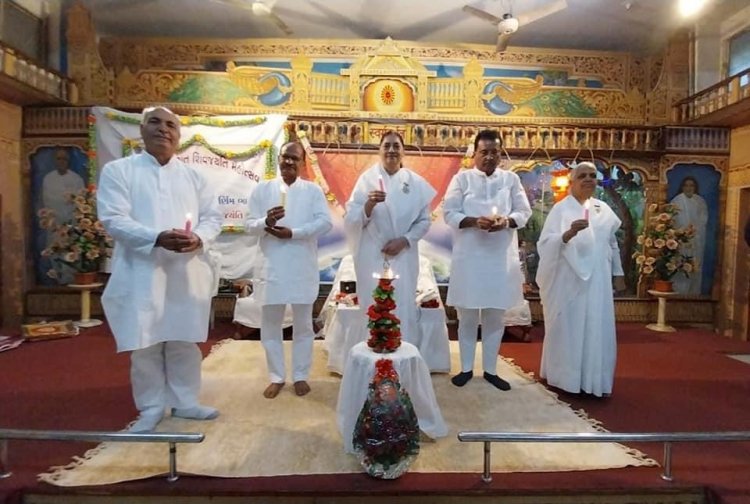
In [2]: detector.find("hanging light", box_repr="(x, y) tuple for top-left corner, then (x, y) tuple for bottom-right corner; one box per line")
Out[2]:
(678, 0), (709, 18)
(550, 169), (570, 202)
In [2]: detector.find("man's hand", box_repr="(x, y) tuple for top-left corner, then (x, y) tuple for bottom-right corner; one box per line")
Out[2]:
(381, 237), (409, 256)
(613, 276), (626, 292)
(265, 206), (285, 228)
(476, 216), (495, 231)
(364, 190), (386, 217)
(488, 215), (509, 232)
(265, 226), (293, 239)
(563, 219), (589, 243)
(156, 229), (201, 252)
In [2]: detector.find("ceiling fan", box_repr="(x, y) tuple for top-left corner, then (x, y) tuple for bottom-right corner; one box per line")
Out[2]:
(211, 0), (293, 36)
(463, 0), (568, 52)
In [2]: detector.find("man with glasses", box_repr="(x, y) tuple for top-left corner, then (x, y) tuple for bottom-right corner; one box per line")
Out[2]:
(536, 161), (625, 397)
(246, 141), (332, 399)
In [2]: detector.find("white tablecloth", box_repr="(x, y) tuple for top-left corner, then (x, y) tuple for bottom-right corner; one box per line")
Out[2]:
(336, 341), (448, 453)
(322, 255), (450, 374)
(233, 292), (294, 329)
(324, 305), (450, 374)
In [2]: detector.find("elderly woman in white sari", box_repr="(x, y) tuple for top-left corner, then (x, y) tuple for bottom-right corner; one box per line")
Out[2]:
(537, 161), (625, 397)
(344, 130), (436, 346)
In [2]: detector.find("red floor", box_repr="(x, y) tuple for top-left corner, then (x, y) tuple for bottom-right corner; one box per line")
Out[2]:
(2, 322), (750, 503)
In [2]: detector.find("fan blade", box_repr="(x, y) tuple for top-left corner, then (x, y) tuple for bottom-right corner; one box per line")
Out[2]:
(517, 0), (567, 26)
(462, 5), (502, 25)
(496, 32), (511, 52)
(269, 11), (293, 36)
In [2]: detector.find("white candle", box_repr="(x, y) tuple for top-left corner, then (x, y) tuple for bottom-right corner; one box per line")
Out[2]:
(184, 212), (192, 233)
(378, 176), (385, 192)
(280, 184), (287, 208)
(583, 200), (590, 220)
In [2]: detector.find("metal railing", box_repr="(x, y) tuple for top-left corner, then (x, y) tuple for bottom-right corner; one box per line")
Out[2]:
(0, 428), (204, 482)
(458, 431), (750, 483)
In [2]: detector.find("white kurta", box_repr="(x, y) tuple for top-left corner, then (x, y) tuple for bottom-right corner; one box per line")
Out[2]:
(246, 178), (332, 305)
(97, 152), (223, 353)
(344, 165), (436, 344)
(444, 168), (532, 309)
(670, 192), (708, 296)
(537, 195), (623, 396)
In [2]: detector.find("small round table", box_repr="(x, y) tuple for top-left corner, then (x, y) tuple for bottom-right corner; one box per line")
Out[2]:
(68, 283), (104, 328)
(646, 289), (679, 333)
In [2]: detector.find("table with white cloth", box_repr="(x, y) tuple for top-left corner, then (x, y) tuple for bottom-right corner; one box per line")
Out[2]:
(233, 291), (294, 329)
(322, 255), (451, 374)
(336, 341), (448, 453)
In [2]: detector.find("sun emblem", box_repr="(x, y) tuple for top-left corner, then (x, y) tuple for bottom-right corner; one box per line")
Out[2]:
(380, 84), (396, 105)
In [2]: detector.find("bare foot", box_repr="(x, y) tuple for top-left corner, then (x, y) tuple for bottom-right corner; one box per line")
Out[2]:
(293, 380), (311, 396)
(263, 382), (285, 398)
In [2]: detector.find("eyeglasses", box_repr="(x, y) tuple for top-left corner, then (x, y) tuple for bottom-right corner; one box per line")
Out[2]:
(576, 173), (597, 179)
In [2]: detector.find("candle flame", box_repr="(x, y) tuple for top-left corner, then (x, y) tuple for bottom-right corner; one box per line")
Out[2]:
(491, 206), (497, 215)
(185, 212), (192, 220)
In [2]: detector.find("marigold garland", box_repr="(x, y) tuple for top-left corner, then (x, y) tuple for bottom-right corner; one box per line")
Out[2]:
(298, 130), (336, 202)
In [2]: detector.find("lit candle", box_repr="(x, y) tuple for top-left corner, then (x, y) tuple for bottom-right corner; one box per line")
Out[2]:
(491, 205), (498, 222)
(378, 176), (385, 192)
(583, 200), (590, 220)
(184, 212), (192, 233)
(280, 184), (287, 208)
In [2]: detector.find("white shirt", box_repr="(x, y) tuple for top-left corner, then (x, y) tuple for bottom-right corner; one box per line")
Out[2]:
(246, 177), (332, 305)
(97, 152), (223, 352)
(443, 168), (532, 309)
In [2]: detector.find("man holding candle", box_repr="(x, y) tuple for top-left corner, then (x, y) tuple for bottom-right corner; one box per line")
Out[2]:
(246, 141), (332, 399)
(97, 106), (223, 432)
(344, 130), (436, 348)
(443, 129), (532, 390)
(537, 161), (626, 397)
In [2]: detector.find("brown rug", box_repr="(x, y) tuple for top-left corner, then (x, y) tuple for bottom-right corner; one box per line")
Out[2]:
(39, 340), (656, 486)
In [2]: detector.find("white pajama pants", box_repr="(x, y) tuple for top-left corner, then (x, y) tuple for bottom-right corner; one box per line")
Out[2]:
(456, 308), (506, 375)
(131, 341), (202, 415)
(261, 303), (314, 383)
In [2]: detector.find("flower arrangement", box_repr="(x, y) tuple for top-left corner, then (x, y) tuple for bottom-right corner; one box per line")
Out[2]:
(352, 358), (420, 479)
(38, 184), (113, 279)
(366, 277), (402, 353)
(633, 203), (696, 283)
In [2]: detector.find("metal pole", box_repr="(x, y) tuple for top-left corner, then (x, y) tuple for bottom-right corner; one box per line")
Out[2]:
(166, 442), (179, 483)
(661, 442), (673, 482)
(0, 439), (11, 479)
(482, 441), (492, 483)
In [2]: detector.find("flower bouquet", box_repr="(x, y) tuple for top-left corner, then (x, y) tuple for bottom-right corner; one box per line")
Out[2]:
(38, 184), (113, 283)
(633, 202), (696, 291)
(352, 358), (420, 479)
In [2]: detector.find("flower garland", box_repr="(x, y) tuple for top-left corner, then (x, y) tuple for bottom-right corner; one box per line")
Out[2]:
(104, 111), (267, 128)
(121, 135), (274, 163)
(298, 130), (336, 203)
(86, 113), (97, 183)
(366, 277), (402, 353)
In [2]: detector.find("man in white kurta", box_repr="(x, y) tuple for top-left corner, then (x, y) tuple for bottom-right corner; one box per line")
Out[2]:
(344, 131), (436, 348)
(97, 107), (223, 432)
(669, 176), (708, 296)
(246, 141), (332, 398)
(444, 130), (532, 390)
(537, 162), (625, 397)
